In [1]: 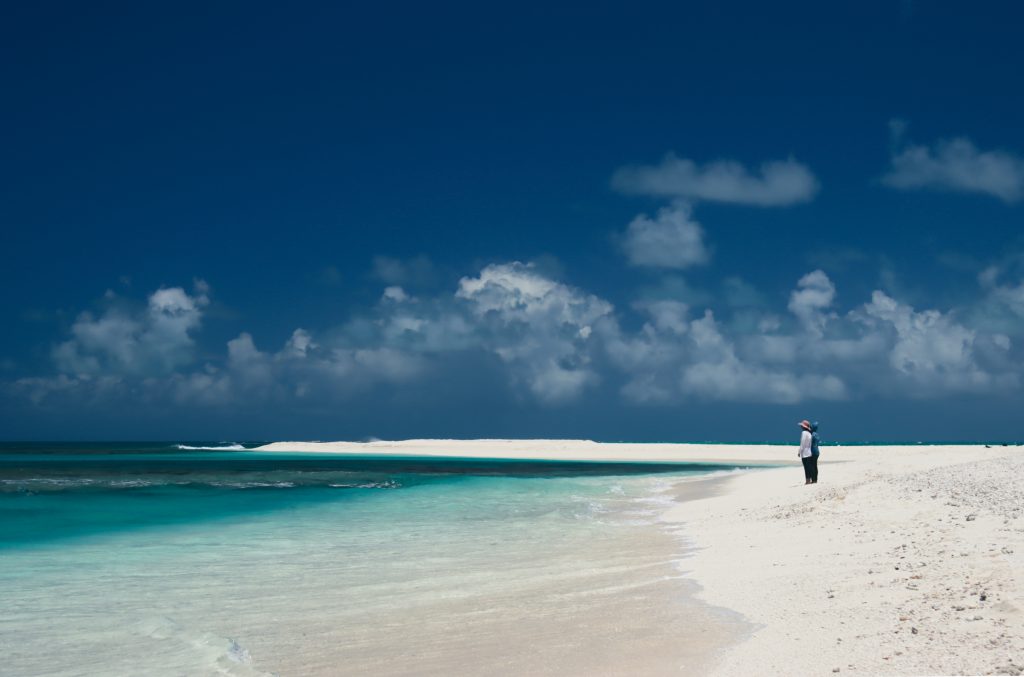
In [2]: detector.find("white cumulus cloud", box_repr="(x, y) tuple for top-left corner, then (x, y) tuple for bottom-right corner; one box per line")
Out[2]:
(788, 269), (837, 336)
(855, 291), (1005, 393)
(883, 133), (1024, 203)
(681, 311), (847, 403)
(612, 153), (819, 206)
(622, 202), (709, 269)
(53, 283), (209, 377)
(456, 262), (613, 403)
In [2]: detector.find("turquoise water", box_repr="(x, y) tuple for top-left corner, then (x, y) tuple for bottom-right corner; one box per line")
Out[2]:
(0, 443), (747, 675)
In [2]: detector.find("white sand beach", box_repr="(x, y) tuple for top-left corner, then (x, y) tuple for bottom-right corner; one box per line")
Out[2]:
(670, 443), (1024, 677)
(257, 440), (1024, 676)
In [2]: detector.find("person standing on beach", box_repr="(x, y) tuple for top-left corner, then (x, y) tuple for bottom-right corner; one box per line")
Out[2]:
(798, 420), (818, 485)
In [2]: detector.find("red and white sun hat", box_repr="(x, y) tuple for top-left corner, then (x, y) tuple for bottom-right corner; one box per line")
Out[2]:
(799, 420), (812, 431)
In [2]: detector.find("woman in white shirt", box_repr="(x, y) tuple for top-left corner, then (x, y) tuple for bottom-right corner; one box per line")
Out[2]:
(798, 419), (817, 485)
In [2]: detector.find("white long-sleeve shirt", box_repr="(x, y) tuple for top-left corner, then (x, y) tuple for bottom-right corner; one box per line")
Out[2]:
(799, 430), (813, 458)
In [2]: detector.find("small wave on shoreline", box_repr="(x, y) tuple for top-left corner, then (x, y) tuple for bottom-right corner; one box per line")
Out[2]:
(173, 444), (248, 451)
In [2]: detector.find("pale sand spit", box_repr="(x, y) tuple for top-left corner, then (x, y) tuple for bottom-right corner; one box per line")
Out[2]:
(256, 439), (806, 464)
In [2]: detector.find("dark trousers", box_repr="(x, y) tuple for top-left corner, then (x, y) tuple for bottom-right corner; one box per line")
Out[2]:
(801, 455), (819, 483)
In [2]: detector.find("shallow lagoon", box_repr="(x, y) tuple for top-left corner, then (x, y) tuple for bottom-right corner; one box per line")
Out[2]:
(0, 443), (745, 675)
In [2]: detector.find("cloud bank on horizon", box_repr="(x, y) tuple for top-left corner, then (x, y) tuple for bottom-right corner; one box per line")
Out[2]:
(12, 123), (1024, 415)
(15, 257), (1017, 411)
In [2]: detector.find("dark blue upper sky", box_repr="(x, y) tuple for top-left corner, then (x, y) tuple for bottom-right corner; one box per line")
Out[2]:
(3, 1), (1024, 441)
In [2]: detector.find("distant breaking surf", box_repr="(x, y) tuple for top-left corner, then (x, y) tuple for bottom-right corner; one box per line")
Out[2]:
(174, 444), (248, 451)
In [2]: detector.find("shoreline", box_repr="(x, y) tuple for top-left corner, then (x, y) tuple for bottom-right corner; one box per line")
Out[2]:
(255, 439), (1024, 674)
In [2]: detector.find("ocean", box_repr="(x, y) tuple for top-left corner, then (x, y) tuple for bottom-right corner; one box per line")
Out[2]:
(0, 443), (748, 676)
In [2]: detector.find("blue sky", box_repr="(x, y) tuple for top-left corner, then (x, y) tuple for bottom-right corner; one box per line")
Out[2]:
(3, 1), (1024, 441)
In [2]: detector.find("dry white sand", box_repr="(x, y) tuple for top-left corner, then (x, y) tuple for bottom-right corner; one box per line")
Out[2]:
(666, 443), (1024, 677)
(255, 440), (1024, 676)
